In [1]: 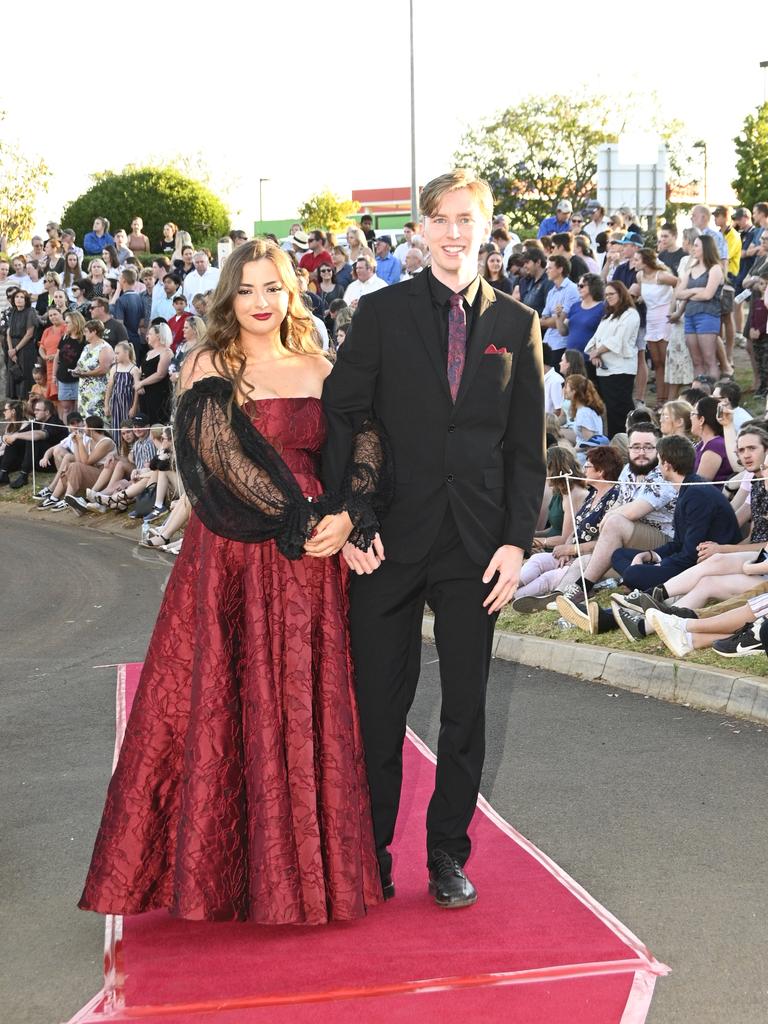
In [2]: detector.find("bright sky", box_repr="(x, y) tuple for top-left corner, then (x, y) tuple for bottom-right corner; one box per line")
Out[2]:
(3, 1), (767, 235)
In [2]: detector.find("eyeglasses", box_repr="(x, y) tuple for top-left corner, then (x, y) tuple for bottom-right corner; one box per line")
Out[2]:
(571, 218), (583, 224)
(628, 444), (656, 452)
(319, 268), (333, 273)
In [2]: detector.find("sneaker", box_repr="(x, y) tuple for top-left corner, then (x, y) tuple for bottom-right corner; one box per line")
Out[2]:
(142, 505), (168, 524)
(64, 494), (89, 516)
(645, 610), (693, 658)
(555, 593), (599, 633)
(32, 486), (52, 500)
(85, 501), (107, 513)
(511, 593), (559, 614)
(48, 499), (69, 512)
(611, 601), (647, 642)
(560, 580), (593, 604)
(37, 495), (60, 509)
(712, 620), (765, 658)
(612, 588), (663, 614)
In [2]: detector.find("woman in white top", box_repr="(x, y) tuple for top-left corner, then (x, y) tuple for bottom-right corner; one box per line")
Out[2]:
(631, 248), (677, 406)
(584, 280), (640, 438)
(563, 373), (606, 445)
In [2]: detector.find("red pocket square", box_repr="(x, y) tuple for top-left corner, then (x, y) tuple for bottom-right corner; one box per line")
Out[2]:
(484, 344), (508, 355)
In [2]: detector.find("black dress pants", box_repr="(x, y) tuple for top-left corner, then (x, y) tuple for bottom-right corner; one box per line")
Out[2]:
(0, 441), (33, 475)
(597, 372), (635, 438)
(349, 508), (498, 875)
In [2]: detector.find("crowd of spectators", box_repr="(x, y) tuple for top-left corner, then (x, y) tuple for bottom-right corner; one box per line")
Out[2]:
(3, 194), (768, 660)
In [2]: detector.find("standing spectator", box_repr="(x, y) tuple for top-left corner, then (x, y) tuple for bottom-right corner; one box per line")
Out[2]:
(538, 200), (573, 238)
(102, 245), (122, 281)
(343, 253), (388, 308)
(316, 264), (345, 313)
(54, 311), (87, 417)
(148, 256), (172, 317)
(483, 250), (512, 293)
(373, 236), (401, 286)
(110, 268), (147, 358)
(345, 226), (368, 264)
(41, 238), (65, 276)
(90, 297), (129, 347)
(574, 235), (599, 274)
(553, 273), (605, 353)
(61, 251), (84, 300)
(677, 235), (724, 381)
(60, 228), (84, 261)
(691, 205), (727, 266)
(26, 236), (46, 262)
(172, 230), (194, 264)
(133, 323), (173, 423)
(167, 294), (190, 349)
(360, 213), (375, 241)
(169, 315), (205, 388)
(657, 223), (685, 274)
(173, 245), (196, 281)
(5, 290), (39, 398)
(105, 341), (141, 439)
(584, 281), (640, 437)
(393, 223), (416, 267)
(0, 398), (64, 488)
(112, 230), (133, 265)
(583, 203), (609, 246)
(69, 282), (91, 322)
(25, 261), (45, 298)
(84, 258), (108, 299)
(517, 249), (551, 314)
(551, 233), (589, 283)
(73, 320), (115, 417)
(540, 255), (579, 364)
(299, 231), (333, 279)
(401, 248), (425, 280)
(38, 307), (66, 403)
(633, 249), (677, 406)
(748, 277), (768, 396)
(152, 273), (183, 324)
(83, 217), (115, 256)
(8, 255), (32, 289)
(182, 252), (220, 309)
(127, 217), (151, 254)
(543, 362), (564, 416)
(158, 222), (177, 255)
(619, 208), (643, 237)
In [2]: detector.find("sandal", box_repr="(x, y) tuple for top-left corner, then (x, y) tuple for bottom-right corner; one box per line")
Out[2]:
(106, 491), (131, 512)
(140, 525), (169, 548)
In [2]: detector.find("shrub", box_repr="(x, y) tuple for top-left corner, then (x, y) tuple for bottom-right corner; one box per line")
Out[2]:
(61, 166), (230, 253)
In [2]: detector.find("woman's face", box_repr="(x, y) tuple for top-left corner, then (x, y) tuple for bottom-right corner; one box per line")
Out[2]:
(336, 327), (347, 346)
(559, 353), (570, 376)
(102, 249), (112, 264)
(53, 290), (67, 308)
(13, 292), (25, 309)
(115, 231), (127, 247)
(605, 287), (619, 307)
(122, 428), (135, 444)
(583, 459), (604, 481)
(692, 238), (703, 259)
(3, 402), (17, 420)
(690, 407), (704, 437)
(659, 407), (677, 436)
(67, 252), (78, 269)
(90, 261), (103, 278)
(93, 219), (104, 233)
(631, 252), (642, 270)
(65, 316), (75, 334)
(182, 247), (194, 263)
(234, 259), (290, 339)
(182, 319), (196, 342)
(486, 253), (503, 276)
(163, 224), (174, 239)
(346, 230), (357, 246)
(84, 327), (96, 343)
(132, 218), (142, 232)
(12, 258), (25, 275)
(332, 250), (345, 268)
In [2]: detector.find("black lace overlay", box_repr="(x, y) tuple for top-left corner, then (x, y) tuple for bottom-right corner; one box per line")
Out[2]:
(343, 419), (394, 551)
(175, 378), (338, 559)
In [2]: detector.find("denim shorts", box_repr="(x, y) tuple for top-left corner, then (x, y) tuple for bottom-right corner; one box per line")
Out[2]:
(56, 380), (78, 401)
(685, 312), (721, 335)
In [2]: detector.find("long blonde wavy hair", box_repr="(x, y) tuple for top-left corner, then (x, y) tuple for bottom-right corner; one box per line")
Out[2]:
(193, 238), (320, 407)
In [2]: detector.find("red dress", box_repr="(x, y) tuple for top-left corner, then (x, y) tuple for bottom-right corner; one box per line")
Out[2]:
(79, 397), (382, 923)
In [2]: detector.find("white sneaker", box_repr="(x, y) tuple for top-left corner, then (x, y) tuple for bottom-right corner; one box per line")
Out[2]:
(49, 499), (69, 512)
(646, 610), (693, 658)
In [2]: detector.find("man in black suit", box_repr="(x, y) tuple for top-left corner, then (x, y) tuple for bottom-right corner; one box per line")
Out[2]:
(311, 170), (546, 907)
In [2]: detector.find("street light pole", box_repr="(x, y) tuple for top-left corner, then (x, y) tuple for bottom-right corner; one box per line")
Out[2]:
(693, 141), (707, 204)
(409, 0), (418, 223)
(259, 178), (270, 224)
(761, 60), (768, 103)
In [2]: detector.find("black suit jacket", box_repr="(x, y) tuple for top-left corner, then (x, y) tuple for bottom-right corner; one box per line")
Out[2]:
(322, 270), (546, 565)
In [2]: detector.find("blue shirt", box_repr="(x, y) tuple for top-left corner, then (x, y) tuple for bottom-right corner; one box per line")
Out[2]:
(375, 253), (400, 285)
(83, 230), (116, 255)
(537, 214), (572, 238)
(542, 279), (579, 349)
(565, 301), (605, 351)
(702, 227), (727, 261)
(110, 291), (145, 343)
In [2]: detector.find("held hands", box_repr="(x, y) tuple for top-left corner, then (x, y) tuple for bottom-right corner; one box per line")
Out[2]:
(304, 511), (354, 558)
(482, 545), (524, 615)
(341, 535), (386, 574)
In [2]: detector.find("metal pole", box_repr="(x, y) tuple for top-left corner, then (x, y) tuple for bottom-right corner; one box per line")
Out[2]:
(409, 0), (418, 222)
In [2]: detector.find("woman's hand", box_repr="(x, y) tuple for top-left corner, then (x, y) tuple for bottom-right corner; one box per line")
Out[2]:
(552, 542), (572, 559)
(304, 511), (354, 558)
(697, 541), (720, 562)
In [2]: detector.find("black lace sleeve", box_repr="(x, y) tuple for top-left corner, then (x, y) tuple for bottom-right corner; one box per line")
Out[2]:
(174, 377), (336, 559)
(342, 419), (394, 551)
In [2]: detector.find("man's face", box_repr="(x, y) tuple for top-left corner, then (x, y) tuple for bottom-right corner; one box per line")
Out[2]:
(546, 259), (561, 282)
(592, 208), (604, 223)
(658, 230), (674, 251)
(555, 210), (569, 224)
(375, 240), (389, 258)
(152, 261), (165, 281)
(753, 206), (766, 226)
(620, 243), (636, 262)
(404, 249), (422, 273)
(34, 403), (50, 422)
(692, 208), (708, 230)
(12, 258), (25, 275)
(361, 218), (373, 232)
(193, 254), (209, 274)
(521, 258), (535, 278)
(736, 433), (766, 473)
(0, 262), (8, 279)
(714, 212), (727, 230)
(68, 419), (83, 434)
(627, 432), (658, 474)
(355, 259), (373, 282)
(49, 309), (63, 327)
(173, 299), (187, 316)
(92, 304), (107, 321)
(308, 234), (323, 253)
(403, 226), (414, 243)
(423, 187), (490, 282)
(164, 277), (178, 297)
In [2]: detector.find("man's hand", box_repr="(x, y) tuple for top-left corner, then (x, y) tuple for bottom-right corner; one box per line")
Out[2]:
(341, 535), (385, 574)
(697, 541), (720, 562)
(482, 544), (524, 614)
(304, 511), (354, 558)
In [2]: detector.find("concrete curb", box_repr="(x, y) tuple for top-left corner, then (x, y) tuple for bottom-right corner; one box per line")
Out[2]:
(422, 615), (768, 726)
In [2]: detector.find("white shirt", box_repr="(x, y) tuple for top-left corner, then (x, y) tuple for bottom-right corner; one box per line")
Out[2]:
(393, 242), (410, 267)
(543, 367), (564, 415)
(584, 308), (640, 376)
(343, 275), (388, 305)
(312, 315), (329, 351)
(182, 267), (221, 308)
(584, 219), (609, 245)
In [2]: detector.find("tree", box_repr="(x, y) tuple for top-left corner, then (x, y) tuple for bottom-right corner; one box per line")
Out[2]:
(453, 94), (617, 232)
(0, 113), (50, 252)
(732, 103), (768, 210)
(60, 166), (230, 253)
(297, 191), (360, 233)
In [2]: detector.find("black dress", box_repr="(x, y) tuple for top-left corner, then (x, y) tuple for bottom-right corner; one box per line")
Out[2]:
(138, 350), (172, 423)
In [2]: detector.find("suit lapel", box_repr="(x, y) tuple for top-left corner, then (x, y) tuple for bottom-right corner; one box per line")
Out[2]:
(454, 278), (499, 409)
(407, 271), (453, 403)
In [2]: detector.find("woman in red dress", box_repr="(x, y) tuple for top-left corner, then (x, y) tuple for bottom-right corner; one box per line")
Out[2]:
(79, 240), (386, 924)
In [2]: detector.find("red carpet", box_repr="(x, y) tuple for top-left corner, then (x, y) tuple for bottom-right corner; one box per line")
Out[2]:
(66, 664), (668, 1023)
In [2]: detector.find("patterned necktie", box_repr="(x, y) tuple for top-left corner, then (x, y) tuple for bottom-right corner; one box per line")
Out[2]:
(447, 292), (466, 402)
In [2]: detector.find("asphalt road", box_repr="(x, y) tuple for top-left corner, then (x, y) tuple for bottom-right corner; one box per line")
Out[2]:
(1, 515), (766, 1024)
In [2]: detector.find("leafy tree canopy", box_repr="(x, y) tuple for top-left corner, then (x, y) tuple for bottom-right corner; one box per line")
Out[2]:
(732, 103), (768, 211)
(0, 111), (50, 252)
(61, 165), (230, 253)
(298, 191), (360, 233)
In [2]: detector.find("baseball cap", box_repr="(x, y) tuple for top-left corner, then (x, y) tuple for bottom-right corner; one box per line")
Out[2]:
(618, 232), (644, 245)
(376, 235), (392, 248)
(732, 207), (750, 220)
(556, 200), (573, 213)
(131, 413), (150, 426)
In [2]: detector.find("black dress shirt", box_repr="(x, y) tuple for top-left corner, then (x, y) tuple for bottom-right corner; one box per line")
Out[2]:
(427, 269), (482, 358)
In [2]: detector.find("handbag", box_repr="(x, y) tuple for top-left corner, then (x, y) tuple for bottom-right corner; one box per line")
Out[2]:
(8, 361), (25, 384)
(721, 285), (735, 315)
(131, 483), (158, 517)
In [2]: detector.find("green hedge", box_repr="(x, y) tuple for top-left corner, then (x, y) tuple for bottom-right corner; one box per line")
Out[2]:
(61, 167), (230, 254)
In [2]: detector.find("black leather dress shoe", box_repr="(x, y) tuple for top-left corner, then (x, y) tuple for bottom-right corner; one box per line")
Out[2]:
(428, 849), (477, 908)
(380, 872), (395, 901)
(9, 472), (29, 489)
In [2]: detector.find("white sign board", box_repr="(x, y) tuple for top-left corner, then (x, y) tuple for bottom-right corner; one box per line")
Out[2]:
(597, 143), (667, 220)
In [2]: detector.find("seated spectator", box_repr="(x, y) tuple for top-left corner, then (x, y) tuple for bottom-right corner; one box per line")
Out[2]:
(136, 426), (178, 524)
(584, 280), (640, 438)
(112, 231), (133, 265)
(645, 595), (768, 659)
(712, 379), (750, 432)
(39, 416), (116, 511)
(141, 493), (191, 551)
(86, 415), (156, 506)
(483, 250), (512, 294)
(574, 235), (599, 273)
(0, 400), (26, 447)
(537, 200), (573, 238)
(553, 273), (605, 353)
(659, 400), (693, 437)
(33, 411), (86, 502)
(691, 396), (731, 487)
(29, 363), (48, 402)
(73, 320), (115, 418)
(556, 349), (588, 424)
(535, 446), (588, 541)
(562, 374), (607, 446)
(551, 424), (677, 603)
(0, 398), (64, 488)
(544, 363), (564, 417)
(330, 246), (353, 290)
(514, 445), (624, 611)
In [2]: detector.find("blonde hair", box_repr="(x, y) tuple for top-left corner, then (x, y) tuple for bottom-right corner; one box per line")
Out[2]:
(88, 258), (107, 277)
(114, 340), (136, 364)
(419, 169), (494, 221)
(193, 238), (320, 408)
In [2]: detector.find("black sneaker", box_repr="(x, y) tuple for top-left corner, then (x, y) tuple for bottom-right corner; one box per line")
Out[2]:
(64, 494), (89, 516)
(9, 472), (29, 489)
(613, 588), (663, 613)
(712, 621), (765, 658)
(511, 593), (559, 613)
(555, 593), (599, 633)
(33, 485), (52, 500)
(611, 600), (647, 641)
